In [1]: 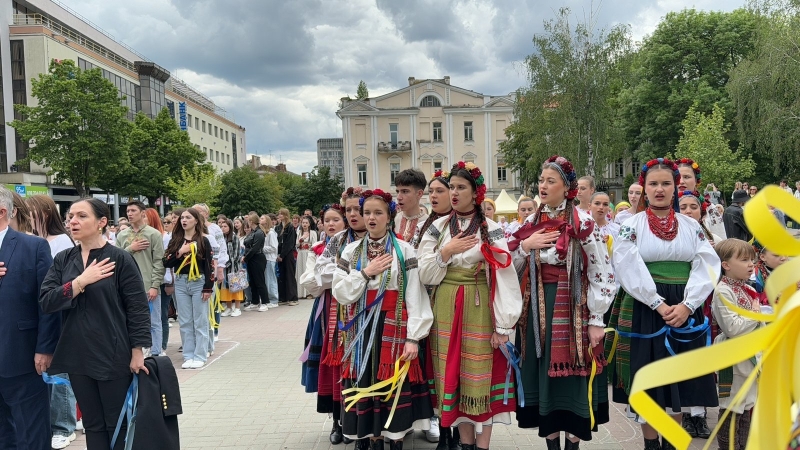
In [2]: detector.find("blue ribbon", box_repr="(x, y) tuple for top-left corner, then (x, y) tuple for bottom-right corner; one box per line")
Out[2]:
(616, 317), (710, 356)
(338, 237), (393, 332)
(111, 374), (139, 450)
(42, 372), (71, 387)
(499, 341), (524, 408)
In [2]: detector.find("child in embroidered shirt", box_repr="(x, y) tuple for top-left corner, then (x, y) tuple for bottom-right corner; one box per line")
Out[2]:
(712, 238), (763, 450)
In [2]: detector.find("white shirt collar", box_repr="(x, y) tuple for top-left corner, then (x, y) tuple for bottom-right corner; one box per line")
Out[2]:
(0, 226), (8, 251)
(542, 199), (567, 214)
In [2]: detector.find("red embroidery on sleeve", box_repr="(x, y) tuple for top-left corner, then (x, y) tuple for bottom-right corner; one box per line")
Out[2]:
(63, 281), (73, 298)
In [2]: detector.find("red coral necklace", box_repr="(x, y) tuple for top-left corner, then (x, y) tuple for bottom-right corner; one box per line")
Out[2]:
(646, 207), (678, 241)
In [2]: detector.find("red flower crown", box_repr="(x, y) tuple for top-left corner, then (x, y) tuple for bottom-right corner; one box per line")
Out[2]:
(639, 158), (680, 186)
(449, 161), (487, 205)
(677, 158), (702, 184)
(341, 186), (364, 202)
(544, 155), (579, 200)
(359, 189), (397, 213)
(320, 203), (346, 220)
(677, 190), (709, 217)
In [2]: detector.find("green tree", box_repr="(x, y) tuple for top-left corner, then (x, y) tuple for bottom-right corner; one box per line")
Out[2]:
(500, 7), (632, 180)
(166, 164), (221, 212)
(619, 9), (760, 159)
(727, 3), (800, 179)
(10, 59), (131, 197)
(290, 166), (343, 214)
(356, 80), (369, 100)
(218, 166), (284, 217)
(119, 109), (206, 204)
(672, 103), (755, 192)
(273, 171), (307, 213)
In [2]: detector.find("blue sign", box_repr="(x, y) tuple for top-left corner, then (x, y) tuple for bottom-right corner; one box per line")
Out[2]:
(178, 102), (187, 131)
(14, 185), (25, 196)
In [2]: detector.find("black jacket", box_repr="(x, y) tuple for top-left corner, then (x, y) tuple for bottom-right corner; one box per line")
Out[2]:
(132, 356), (181, 450)
(723, 204), (752, 242)
(40, 243), (150, 380)
(242, 228), (266, 263)
(163, 236), (214, 292)
(277, 223), (296, 260)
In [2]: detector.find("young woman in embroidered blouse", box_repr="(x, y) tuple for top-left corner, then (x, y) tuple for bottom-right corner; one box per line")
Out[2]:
(590, 192), (620, 245)
(504, 196), (537, 238)
(417, 162), (522, 450)
(296, 216), (319, 299)
(332, 190), (434, 450)
(611, 158), (720, 450)
(313, 188), (368, 448)
(298, 204), (348, 445)
(509, 156), (615, 450)
(677, 158), (726, 240)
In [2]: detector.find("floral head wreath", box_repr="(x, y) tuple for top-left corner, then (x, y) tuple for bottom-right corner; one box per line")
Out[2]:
(677, 190), (709, 216)
(447, 161), (487, 205)
(341, 186), (364, 203)
(639, 157), (680, 186)
(677, 158), (702, 184)
(543, 155), (578, 200)
(320, 203), (346, 221)
(432, 169), (451, 187)
(358, 188), (397, 214)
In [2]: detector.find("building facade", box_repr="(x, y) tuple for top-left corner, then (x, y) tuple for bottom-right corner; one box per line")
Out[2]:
(317, 138), (343, 178)
(336, 77), (519, 200)
(0, 0), (246, 200)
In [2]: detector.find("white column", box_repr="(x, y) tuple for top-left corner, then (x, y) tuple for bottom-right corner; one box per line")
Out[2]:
(446, 112), (454, 166)
(343, 116), (352, 187)
(0, 2), (15, 171)
(409, 114), (416, 169)
(371, 115), (378, 188)
(485, 111), (492, 190)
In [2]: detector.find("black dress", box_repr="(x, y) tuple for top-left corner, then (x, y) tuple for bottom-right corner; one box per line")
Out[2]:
(277, 222), (298, 303)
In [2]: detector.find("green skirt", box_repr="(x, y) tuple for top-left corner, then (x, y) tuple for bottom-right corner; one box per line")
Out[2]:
(516, 283), (609, 441)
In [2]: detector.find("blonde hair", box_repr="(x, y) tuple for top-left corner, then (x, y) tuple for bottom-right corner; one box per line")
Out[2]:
(260, 214), (272, 234)
(279, 208), (290, 224)
(247, 212), (260, 227)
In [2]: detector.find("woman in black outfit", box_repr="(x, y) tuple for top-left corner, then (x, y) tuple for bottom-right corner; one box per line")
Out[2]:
(243, 212), (269, 311)
(40, 198), (150, 450)
(277, 208), (298, 305)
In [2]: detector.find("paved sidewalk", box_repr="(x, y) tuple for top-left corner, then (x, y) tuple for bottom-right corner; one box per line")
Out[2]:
(69, 299), (719, 450)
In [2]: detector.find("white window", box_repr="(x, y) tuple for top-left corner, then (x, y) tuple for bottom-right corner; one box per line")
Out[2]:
(433, 122), (442, 142)
(202, 121), (206, 132)
(389, 123), (398, 149)
(464, 121), (473, 141)
(216, 151), (219, 162)
(187, 114), (193, 128)
(615, 159), (625, 178)
(390, 162), (400, 185)
(421, 95), (441, 107)
(357, 164), (367, 186)
(434, 161), (443, 171)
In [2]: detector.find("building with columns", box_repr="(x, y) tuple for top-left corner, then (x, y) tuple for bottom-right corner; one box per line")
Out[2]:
(337, 76), (521, 201)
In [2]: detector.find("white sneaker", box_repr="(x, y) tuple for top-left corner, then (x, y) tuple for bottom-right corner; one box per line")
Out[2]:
(75, 419), (84, 432)
(425, 416), (440, 442)
(213, 335), (219, 342)
(168, 322), (173, 328)
(221, 307), (232, 317)
(51, 433), (76, 449)
(190, 360), (205, 369)
(244, 304), (258, 311)
(266, 303), (279, 309)
(181, 359), (193, 369)
(258, 304), (269, 312)
(231, 308), (242, 317)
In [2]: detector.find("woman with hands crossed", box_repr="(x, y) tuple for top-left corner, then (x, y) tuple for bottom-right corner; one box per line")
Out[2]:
(40, 198), (151, 450)
(332, 189), (434, 450)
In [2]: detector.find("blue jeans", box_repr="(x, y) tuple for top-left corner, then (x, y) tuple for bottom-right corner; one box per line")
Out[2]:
(175, 275), (210, 362)
(160, 284), (172, 351)
(265, 260), (279, 305)
(149, 291), (162, 356)
(49, 373), (76, 437)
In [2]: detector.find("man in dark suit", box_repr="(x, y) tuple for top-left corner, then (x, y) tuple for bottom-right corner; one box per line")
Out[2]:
(0, 186), (60, 449)
(723, 189), (752, 242)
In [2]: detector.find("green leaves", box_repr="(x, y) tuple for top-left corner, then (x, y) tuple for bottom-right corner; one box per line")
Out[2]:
(167, 164), (221, 213)
(218, 166), (285, 217)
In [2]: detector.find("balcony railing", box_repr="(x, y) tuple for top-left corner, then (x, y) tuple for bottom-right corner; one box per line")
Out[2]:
(378, 141), (411, 152)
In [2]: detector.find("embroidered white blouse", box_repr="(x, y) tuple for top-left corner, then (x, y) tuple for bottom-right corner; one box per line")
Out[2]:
(613, 212), (721, 312)
(298, 241), (325, 298)
(417, 217), (522, 335)
(332, 235), (433, 341)
(509, 201), (616, 327)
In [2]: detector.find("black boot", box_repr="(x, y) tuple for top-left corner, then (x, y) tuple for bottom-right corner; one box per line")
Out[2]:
(681, 413), (698, 438)
(451, 427), (461, 450)
(460, 445), (476, 450)
(370, 439), (385, 450)
(694, 414), (712, 439)
(564, 438), (580, 450)
(436, 428), (451, 450)
(643, 438), (660, 450)
(355, 439), (371, 450)
(343, 435), (353, 445)
(545, 436), (561, 450)
(389, 440), (403, 450)
(662, 436), (677, 450)
(329, 422), (343, 445)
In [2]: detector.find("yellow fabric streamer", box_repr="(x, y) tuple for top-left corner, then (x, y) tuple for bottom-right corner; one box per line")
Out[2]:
(588, 327), (618, 429)
(208, 283), (222, 329)
(342, 359), (411, 428)
(626, 185), (800, 450)
(175, 242), (201, 281)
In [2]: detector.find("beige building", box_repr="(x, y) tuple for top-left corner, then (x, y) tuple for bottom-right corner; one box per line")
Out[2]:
(337, 77), (520, 200)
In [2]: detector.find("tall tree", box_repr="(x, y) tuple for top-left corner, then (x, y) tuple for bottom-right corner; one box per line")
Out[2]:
(356, 80), (369, 100)
(727, 2), (800, 179)
(291, 166), (344, 215)
(672, 103), (755, 192)
(166, 164), (221, 212)
(619, 9), (760, 159)
(218, 166), (284, 217)
(120, 109), (207, 205)
(10, 59), (131, 197)
(273, 171), (307, 214)
(500, 7), (632, 181)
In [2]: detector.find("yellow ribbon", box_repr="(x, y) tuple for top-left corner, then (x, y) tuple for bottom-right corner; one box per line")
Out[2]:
(208, 283), (222, 329)
(176, 242), (201, 281)
(627, 185), (800, 449)
(342, 359), (410, 428)
(588, 327), (619, 429)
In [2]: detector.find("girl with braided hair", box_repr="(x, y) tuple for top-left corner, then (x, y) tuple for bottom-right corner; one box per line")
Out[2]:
(508, 155), (615, 450)
(332, 189), (434, 450)
(418, 161), (522, 450)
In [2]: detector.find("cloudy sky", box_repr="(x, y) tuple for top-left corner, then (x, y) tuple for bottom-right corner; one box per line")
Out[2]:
(67, 0), (742, 174)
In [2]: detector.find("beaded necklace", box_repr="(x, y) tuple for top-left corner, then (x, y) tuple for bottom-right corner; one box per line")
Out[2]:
(646, 207), (679, 241)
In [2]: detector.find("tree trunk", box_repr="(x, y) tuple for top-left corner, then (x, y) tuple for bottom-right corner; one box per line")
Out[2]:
(586, 125), (595, 177)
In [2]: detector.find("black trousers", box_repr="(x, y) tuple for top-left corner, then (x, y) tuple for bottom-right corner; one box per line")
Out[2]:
(246, 256), (268, 306)
(278, 256), (298, 302)
(70, 374), (132, 450)
(0, 371), (50, 450)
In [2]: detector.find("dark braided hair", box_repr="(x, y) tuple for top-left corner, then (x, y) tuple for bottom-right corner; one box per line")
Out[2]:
(415, 178), (451, 249)
(449, 167), (490, 246)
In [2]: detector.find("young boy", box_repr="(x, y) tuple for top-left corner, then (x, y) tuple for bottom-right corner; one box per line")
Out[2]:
(713, 239), (764, 450)
(393, 168), (429, 242)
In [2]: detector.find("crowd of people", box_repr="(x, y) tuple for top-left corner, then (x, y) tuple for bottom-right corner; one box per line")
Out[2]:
(0, 155), (791, 450)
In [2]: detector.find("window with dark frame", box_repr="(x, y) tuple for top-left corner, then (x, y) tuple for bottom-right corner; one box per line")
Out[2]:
(390, 162), (400, 185)
(433, 122), (442, 142)
(464, 121), (473, 141)
(357, 164), (367, 185)
(421, 95), (441, 107)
